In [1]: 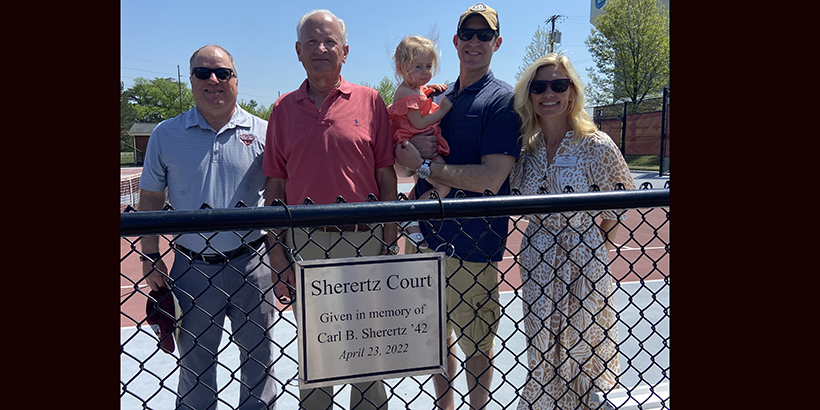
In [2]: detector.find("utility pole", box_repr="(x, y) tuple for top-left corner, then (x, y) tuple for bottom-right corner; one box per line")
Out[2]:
(545, 15), (565, 53)
(177, 65), (183, 116)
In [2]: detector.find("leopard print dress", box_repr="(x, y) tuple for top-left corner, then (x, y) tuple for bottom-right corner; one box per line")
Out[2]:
(511, 131), (636, 410)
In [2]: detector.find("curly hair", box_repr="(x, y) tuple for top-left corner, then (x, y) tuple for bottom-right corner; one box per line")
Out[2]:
(392, 35), (440, 83)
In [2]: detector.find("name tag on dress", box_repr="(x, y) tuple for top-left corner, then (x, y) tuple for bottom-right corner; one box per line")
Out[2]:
(555, 155), (577, 167)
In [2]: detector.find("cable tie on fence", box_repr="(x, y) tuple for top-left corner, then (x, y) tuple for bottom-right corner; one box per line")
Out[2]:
(266, 198), (301, 262)
(433, 243), (456, 259)
(267, 198), (300, 304)
(285, 375), (306, 386)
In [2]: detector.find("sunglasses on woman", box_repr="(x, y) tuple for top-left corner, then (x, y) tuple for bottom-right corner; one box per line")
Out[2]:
(191, 67), (235, 81)
(457, 28), (498, 42)
(529, 79), (571, 94)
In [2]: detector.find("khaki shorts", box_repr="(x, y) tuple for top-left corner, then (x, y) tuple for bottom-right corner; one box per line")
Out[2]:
(406, 240), (500, 357)
(287, 225), (384, 260)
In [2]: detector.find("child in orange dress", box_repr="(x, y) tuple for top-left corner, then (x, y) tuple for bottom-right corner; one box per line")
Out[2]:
(387, 35), (452, 248)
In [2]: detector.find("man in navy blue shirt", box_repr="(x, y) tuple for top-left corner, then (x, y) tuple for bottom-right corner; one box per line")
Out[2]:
(394, 3), (520, 410)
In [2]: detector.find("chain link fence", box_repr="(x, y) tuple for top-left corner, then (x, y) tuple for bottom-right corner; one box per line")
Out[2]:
(121, 186), (669, 409)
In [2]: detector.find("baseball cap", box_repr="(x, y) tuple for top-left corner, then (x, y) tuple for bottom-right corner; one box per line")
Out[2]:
(458, 3), (499, 32)
(145, 288), (181, 354)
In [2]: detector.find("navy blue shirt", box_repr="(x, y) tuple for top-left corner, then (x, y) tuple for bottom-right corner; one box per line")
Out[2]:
(416, 70), (521, 262)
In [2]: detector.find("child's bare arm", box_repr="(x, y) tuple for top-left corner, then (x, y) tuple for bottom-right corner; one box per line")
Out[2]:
(406, 97), (452, 129)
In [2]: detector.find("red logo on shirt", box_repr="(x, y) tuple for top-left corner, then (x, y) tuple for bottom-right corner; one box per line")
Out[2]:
(238, 134), (255, 146)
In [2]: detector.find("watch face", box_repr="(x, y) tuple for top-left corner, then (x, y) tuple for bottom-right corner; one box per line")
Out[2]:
(417, 160), (431, 179)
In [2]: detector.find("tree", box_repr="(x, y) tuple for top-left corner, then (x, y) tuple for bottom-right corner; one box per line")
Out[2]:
(121, 81), (138, 151)
(128, 77), (195, 123)
(239, 99), (273, 120)
(516, 25), (556, 81)
(585, 0), (669, 106)
(362, 76), (399, 106)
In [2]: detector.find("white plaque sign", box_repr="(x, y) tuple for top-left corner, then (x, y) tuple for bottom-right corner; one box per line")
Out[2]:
(294, 252), (447, 388)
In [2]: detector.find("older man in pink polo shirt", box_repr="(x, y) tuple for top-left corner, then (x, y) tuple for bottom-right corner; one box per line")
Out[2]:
(262, 8), (397, 410)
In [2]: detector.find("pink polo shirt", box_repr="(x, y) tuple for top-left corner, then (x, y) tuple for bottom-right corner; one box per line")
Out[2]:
(263, 76), (395, 205)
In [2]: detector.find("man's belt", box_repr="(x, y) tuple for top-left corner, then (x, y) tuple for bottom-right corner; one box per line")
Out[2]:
(175, 236), (266, 264)
(317, 224), (372, 233)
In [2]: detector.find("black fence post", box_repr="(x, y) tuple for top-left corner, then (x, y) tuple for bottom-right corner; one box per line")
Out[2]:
(620, 101), (628, 155)
(659, 87), (669, 177)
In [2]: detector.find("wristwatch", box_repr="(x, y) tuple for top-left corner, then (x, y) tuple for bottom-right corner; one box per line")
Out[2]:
(383, 244), (400, 254)
(416, 159), (432, 180)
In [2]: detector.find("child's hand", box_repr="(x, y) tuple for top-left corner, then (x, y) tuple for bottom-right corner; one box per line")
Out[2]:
(438, 96), (453, 112)
(427, 83), (448, 93)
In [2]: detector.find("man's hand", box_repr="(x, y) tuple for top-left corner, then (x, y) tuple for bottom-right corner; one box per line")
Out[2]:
(273, 265), (296, 304)
(269, 242), (297, 304)
(395, 140), (424, 170)
(408, 131), (439, 159)
(143, 259), (169, 292)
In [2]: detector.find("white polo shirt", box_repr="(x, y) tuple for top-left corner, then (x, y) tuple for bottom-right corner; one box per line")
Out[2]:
(140, 104), (268, 253)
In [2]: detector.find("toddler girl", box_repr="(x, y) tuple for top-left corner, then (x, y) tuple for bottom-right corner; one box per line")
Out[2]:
(387, 35), (452, 248)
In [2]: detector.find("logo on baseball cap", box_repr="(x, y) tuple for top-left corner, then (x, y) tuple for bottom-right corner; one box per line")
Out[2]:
(458, 3), (499, 32)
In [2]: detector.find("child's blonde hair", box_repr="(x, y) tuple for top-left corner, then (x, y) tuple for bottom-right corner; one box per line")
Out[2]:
(392, 35), (440, 83)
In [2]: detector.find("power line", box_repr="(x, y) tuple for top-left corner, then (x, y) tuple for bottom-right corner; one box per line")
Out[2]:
(121, 55), (177, 67)
(121, 66), (175, 76)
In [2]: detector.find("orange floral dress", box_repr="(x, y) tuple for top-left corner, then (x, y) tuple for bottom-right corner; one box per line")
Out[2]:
(387, 85), (450, 156)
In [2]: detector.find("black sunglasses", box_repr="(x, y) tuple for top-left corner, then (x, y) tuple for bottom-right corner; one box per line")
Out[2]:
(191, 67), (235, 81)
(457, 28), (497, 42)
(529, 79), (572, 94)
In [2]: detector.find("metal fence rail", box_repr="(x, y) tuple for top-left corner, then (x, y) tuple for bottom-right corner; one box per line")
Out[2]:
(121, 188), (669, 409)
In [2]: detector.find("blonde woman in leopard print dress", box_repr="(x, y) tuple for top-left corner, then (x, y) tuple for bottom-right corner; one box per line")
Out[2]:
(510, 54), (636, 410)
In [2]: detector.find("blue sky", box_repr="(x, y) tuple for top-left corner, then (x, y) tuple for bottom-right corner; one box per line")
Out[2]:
(121, 0), (601, 109)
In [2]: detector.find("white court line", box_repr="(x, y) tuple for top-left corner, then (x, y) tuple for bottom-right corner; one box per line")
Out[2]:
(122, 246), (666, 290)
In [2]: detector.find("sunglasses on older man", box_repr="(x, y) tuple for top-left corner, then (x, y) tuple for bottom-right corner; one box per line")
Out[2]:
(191, 67), (235, 81)
(529, 79), (572, 94)
(457, 28), (498, 42)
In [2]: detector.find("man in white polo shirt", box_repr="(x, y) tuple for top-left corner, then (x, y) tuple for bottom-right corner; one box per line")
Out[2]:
(137, 44), (277, 410)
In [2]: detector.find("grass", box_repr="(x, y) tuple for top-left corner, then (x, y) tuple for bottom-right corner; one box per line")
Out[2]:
(625, 155), (660, 171)
(121, 152), (137, 167)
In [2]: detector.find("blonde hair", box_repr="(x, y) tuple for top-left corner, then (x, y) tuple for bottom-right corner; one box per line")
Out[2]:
(513, 53), (598, 154)
(392, 35), (440, 83)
